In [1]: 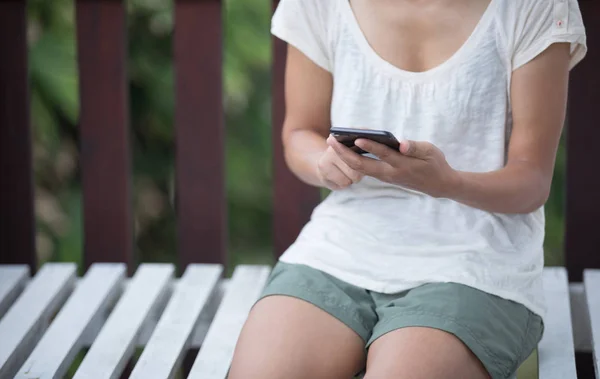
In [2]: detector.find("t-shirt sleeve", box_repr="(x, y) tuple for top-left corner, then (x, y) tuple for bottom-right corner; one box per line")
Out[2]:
(510, 0), (587, 71)
(271, 0), (332, 72)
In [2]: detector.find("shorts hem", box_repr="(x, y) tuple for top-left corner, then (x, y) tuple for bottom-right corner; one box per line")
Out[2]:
(278, 256), (546, 321)
(257, 289), (371, 344)
(367, 311), (513, 379)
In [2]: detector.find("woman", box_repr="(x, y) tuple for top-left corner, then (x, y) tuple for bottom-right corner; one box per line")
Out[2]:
(230, 0), (587, 378)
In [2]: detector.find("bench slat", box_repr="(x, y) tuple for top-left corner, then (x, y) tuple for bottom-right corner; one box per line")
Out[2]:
(129, 264), (223, 379)
(584, 269), (600, 377)
(188, 265), (271, 379)
(74, 264), (174, 379)
(0, 263), (76, 378)
(568, 282), (593, 352)
(15, 264), (125, 379)
(0, 265), (29, 319)
(538, 267), (577, 379)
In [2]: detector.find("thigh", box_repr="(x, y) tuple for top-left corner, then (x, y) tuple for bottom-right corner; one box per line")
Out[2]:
(364, 326), (490, 379)
(228, 295), (366, 379)
(366, 283), (543, 379)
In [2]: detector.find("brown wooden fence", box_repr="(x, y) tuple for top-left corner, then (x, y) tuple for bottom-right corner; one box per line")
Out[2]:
(0, 0), (599, 281)
(565, 0), (600, 283)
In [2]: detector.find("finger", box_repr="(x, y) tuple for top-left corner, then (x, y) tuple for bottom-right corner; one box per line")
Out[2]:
(399, 140), (433, 160)
(325, 168), (352, 189)
(318, 154), (353, 189)
(332, 158), (363, 183)
(327, 135), (385, 176)
(323, 179), (343, 191)
(354, 138), (401, 165)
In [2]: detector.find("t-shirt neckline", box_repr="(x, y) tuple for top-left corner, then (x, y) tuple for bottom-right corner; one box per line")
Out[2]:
(340, 0), (497, 80)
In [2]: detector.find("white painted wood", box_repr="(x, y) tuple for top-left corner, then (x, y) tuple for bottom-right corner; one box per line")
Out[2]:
(569, 282), (593, 352)
(538, 267), (577, 379)
(125, 279), (228, 350)
(0, 265), (29, 319)
(74, 264), (174, 379)
(15, 264), (126, 379)
(190, 279), (228, 348)
(76, 278), (229, 350)
(188, 265), (271, 379)
(0, 263), (76, 379)
(584, 269), (600, 377)
(129, 264), (223, 379)
(33, 275), (595, 351)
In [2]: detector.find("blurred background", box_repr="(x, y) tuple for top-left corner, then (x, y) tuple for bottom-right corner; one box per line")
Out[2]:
(30, 0), (567, 271)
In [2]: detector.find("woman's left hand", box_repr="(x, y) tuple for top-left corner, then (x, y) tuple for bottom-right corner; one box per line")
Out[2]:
(326, 135), (460, 198)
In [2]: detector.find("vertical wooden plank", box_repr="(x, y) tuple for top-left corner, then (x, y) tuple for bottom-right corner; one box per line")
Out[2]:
(271, 0), (321, 258)
(174, 0), (226, 269)
(565, 1), (600, 282)
(0, 0), (36, 272)
(75, 0), (133, 270)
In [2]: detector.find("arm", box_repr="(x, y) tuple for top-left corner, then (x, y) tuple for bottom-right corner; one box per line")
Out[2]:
(281, 45), (332, 187)
(282, 45), (363, 189)
(327, 43), (571, 214)
(448, 42), (570, 213)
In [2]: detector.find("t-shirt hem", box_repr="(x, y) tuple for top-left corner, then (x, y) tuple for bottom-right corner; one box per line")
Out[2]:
(278, 255), (546, 320)
(512, 32), (587, 71)
(271, 24), (331, 72)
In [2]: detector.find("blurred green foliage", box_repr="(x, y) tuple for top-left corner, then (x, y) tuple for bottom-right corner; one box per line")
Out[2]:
(28, 0), (566, 272)
(28, 0), (275, 271)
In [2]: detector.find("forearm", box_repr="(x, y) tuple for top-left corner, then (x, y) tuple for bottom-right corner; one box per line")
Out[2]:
(283, 128), (328, 187)
(447, 162), (550, 214)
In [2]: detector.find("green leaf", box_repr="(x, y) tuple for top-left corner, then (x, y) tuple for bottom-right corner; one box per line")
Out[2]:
(54, 188), (83, 273)
(29, 32), (79, 124)
(30, 90), (60, 153)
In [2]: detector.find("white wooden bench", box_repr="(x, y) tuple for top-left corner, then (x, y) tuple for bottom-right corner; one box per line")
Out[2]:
(0, 263), (597, 379)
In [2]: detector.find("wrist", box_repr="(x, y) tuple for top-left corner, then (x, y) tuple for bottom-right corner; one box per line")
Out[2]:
(311, 148), (328, 187)
(442, 169), (464, 200)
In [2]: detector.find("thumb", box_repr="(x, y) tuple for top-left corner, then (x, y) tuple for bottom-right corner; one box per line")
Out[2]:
(400, 140), (431, 159)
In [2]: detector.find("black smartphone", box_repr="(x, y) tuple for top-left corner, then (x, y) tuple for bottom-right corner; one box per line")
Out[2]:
(330, 127), (400, 155)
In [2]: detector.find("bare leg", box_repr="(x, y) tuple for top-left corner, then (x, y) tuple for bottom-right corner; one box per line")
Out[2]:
(229, 296), (366, 379)
(364, 327), (491, 379)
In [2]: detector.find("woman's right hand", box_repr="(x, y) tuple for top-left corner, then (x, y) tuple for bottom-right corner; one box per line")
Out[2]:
(317, 145), (364, 190)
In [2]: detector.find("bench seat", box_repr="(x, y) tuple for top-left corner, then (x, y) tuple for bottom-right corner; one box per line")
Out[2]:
(0, 263), (597, 379)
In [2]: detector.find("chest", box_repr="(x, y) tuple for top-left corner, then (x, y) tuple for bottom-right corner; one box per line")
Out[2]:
(349, 0), (491, 73)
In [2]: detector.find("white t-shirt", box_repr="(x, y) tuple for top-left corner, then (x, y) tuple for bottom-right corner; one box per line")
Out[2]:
(272, 0), (587, 318)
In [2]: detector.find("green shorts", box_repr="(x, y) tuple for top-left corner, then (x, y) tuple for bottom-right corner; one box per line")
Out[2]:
(259, 262), (544, 379)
